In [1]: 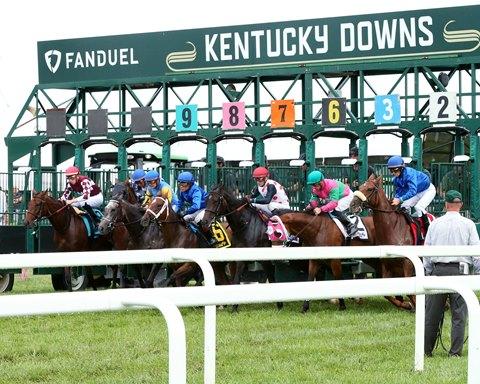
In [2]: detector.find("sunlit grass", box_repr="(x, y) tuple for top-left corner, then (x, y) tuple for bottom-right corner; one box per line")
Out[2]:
(0, 272), (468, 383)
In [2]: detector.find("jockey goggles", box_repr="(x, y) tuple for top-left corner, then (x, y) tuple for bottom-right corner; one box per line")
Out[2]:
(389, 167), (402, 174)
(254, 176), (266, 182)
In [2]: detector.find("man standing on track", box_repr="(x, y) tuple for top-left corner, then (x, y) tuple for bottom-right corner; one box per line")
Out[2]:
(423, 189), (480, 357)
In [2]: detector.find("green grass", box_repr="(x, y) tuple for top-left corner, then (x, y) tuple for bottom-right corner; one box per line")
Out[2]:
(0, 272), (468, 383)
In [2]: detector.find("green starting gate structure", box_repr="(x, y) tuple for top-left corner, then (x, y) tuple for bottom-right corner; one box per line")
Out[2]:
(5, 4), (480, 233)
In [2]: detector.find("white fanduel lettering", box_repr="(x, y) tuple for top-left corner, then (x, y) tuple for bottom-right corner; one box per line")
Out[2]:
(399, 18), (416, 48)
(60, 48), (139, 70)
(251, 30), (265, 58)
(65, 52), (74, 69)
(220, 33), (232, 61)
(374, 19), (397, 49)
(119, 48), (129, 65)
(314, 25), (328, 54)
(234, 32), (249, 60)
(108, 50), (118, 66)
(357, 21), (373, 51)
(298, 26), (313, 55)
(205, 34), (218, 62)
(74, 53), (84, 68)
(283, 27), (296, 56)
(341, 23), (355, 52)
(266, 29), (281, 57)
(85, 51), (95, 67)
(97, 51), (106, 67)
(418, 16), (433, 47)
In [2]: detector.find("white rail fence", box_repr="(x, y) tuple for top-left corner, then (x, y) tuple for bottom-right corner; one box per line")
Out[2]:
(0, 245), (479, 384)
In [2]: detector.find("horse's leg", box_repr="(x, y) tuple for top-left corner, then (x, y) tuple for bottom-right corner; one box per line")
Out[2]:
(381, 261), (413, 310)
(86, 266), (97, 291)
(145, 263), (161, 288)
(119, 265), (128, 288)
(212, 262), (231, 285)
(111, 265), (118, 289)
(260, 261), (283, 310)
(330, 260), (346, 311)
(133, 265), (146, 288)
(64, 267), (72, 292)
(232, 261), (247, 312)
(169, 263), (198, 287)
(302, 260), (321, 313)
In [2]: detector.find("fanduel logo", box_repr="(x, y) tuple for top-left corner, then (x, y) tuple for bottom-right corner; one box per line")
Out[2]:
(45, 49), (61, 74)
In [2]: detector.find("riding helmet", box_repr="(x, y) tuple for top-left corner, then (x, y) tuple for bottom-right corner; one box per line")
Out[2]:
(307, 170), (325, 185)
(131, 169), (146, 182)
(65, 166), (80, 176)
(177, 171), (195, 183)
(252, 167), (269, 178)
(145, 170), (160, 182)
(387, 156), (405, 169)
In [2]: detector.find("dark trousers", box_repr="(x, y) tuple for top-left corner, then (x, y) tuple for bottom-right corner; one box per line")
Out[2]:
(424, 263), (467, 356)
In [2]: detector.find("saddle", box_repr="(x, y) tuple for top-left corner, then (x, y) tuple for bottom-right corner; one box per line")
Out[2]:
(72, 206), (103, 238)
(398, 208), (434, 245)
(187, 220), (232, 248)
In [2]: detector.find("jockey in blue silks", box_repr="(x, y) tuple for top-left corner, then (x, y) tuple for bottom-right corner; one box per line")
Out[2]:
(129, 168), (147, 204)
(387, 155), (436, 228)
(143, 170), (179, 212)
(177, 171), (208, 224)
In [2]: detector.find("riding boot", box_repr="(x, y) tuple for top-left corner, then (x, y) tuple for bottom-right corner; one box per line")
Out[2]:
(421, 213), (430, 233)
(83, 204), (99, 224)
(331, 210), (358, 237)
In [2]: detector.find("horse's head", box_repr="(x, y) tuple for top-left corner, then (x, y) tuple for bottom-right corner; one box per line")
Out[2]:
(350, 174), (384, 214)
(140, 196), (171, 227)
(111, 181), (138, 205)
(201, 185), (229, 231)
(98, 199), (121, 235)
(24, 191), (52, 228)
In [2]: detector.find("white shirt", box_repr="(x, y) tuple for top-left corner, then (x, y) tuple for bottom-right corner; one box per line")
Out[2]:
(423, 211), (480, 274)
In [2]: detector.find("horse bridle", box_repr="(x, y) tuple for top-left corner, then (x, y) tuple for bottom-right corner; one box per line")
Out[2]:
(353, 182), (398, 214)
(26, 195), (71, 233)
(145, 196), (183, 225)
(203, 190), (248, 228)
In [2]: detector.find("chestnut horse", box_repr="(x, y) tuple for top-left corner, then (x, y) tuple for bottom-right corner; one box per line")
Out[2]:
(24, 191), (111, 290)
(139, 196), (231, 287)
(349, 175), (417, 309)
(277, 210), (379, 312)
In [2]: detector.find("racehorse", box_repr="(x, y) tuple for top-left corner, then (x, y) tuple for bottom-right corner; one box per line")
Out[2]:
(200, 185), (278, 294)
(24, 191), (111, 290)
(139, 196), (231, 287)
(277, 209), (378, 312)
(99, 181), (160, 288)
(349, 174), (418, 308)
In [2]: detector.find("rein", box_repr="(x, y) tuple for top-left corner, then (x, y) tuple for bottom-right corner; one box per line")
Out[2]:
(353, 187), (398, 214)
(146, 197), (183, 225)
(27, 196), (71, 233)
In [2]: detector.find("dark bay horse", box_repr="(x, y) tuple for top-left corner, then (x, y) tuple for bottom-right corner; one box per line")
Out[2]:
(349, 175), (417, 309)
(99, 185), (163, 288)
(24, 191), (111, 290)
(200, 185), (277, 285)
(139, 196), (231, 287)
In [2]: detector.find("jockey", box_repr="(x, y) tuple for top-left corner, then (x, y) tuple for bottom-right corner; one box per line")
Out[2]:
(143, 170), (179, 212)
(387, 155), (436, 227)
(129, 168), (147, 204)
(246, 166), (290, 216)
(60, 166), (103, 223)
(177, 171), (208, 224)
(306, 170), (358, 237)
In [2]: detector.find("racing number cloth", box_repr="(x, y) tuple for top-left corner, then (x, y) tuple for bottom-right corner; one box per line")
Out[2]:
(210, 221), (231, 248)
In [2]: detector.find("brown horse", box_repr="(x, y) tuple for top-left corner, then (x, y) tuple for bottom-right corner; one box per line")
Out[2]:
(278, 210), (378, 312)
(139, 196), (231, 287)
(24, 191), (111, 290)
(349, 175), (417, 309)
(99, 181), (162, 288)
(200, 184), (284, 310)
